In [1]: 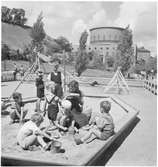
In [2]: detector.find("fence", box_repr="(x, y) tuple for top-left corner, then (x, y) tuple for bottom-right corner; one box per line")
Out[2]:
(1, 71), (15, 82)
(144, 80), (157, 95)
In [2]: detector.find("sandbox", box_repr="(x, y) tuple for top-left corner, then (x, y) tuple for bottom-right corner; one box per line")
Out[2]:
(1, 96), (139, 166)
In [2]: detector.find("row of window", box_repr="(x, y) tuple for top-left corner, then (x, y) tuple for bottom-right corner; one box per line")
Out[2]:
(72, 47), (117, 51)
(90, 34), (121, 41)
(89, 47), (117, 50)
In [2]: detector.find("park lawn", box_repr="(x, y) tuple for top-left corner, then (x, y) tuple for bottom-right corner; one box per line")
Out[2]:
(2, 60), (114, 78)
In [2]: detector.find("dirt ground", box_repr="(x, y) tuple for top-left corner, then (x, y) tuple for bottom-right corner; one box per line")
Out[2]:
(1, 81), (157, 165)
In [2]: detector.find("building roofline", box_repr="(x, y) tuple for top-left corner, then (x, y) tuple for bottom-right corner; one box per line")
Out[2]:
(90, 27), (125, 31)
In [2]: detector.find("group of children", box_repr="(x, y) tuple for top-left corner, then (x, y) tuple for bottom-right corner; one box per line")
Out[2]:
(9, 69), (115, 151)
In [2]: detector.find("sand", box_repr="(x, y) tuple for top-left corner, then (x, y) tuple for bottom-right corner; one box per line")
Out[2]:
(1, 97), (128, 165)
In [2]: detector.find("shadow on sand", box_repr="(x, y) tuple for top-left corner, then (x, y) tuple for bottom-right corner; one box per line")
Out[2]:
(93, 116), (140, 166)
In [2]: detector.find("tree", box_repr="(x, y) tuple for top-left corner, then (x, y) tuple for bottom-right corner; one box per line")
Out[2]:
(75, 30), (89, 76)
(115, 25), (134, 76)
(30, 12), (46, 53)
(145, 57), (157, 74)
(2, 43), (10, 60)
(55, 36), (72, 52)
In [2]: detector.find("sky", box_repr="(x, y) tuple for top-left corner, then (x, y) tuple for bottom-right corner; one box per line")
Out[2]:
(2, 1), (157, 56)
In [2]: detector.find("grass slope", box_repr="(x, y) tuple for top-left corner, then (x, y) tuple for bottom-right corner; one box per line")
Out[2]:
(2, 23), (32, 51)
(2, 22), (60, 52)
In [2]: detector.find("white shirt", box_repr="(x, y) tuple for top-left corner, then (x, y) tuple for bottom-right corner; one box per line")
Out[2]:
(17, 121), (40, 144)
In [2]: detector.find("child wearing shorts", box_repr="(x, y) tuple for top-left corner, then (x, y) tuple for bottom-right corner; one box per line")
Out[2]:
(44, 82), (61, 126)
(74, 100), (115, 145)
(17, 113), (55, 150)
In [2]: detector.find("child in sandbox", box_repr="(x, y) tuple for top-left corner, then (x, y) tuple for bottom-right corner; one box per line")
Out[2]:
(44, 82), (61, 127)
(17, 113), (56, 151)
(35, 70), (45, 112)
(9, 92), (28, 124)
(65, 80), (92, 129)
(74, 100), (115, 145)
(55, 100), (79, 134)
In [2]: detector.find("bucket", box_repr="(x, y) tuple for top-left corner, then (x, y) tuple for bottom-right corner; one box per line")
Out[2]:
(50, 141), (62, 153)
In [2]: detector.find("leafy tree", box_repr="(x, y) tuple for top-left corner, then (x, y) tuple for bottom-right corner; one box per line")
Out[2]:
(75, 30), (89, 76)
(2, 43), (10, 60)
(145, 57), (157, 74)
(75, 50), (89, 76)
(55, 36), (72, 52)
(115, 25), (134, 76)
(30, 12), (46, 53)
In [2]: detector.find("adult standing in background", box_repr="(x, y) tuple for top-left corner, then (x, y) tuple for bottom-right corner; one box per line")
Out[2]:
(13, 63), (18, 81)
(47, 57), (64, 98)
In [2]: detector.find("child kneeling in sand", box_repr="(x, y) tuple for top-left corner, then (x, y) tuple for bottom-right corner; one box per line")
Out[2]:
(10, 92), (28, 124)
(74, 100), (115, 145)
(17, 113), (56, 150)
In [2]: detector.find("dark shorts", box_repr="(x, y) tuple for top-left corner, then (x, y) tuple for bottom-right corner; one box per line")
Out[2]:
(47, 104), (59, 121)
(55, 84), (63, 98)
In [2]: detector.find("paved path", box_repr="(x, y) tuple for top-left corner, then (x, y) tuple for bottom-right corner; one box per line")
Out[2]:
(1, 81), (157, 166)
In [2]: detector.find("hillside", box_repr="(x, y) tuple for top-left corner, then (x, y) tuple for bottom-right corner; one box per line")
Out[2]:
(2, 22), (60, 52)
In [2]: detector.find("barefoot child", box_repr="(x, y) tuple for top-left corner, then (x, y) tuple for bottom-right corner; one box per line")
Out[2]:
(10, 92), (28, 124)
(44, 82), (61, 127)
(74, 100), (114, 145)
(17, 113), (56, 150)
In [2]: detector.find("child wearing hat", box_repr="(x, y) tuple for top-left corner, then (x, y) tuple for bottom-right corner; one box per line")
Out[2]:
(74, 100), (115, 145)
(9, 92), (28, 124)
(35, 70), (45, 112)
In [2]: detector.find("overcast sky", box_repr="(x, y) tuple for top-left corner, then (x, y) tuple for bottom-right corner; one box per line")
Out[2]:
(2, 1), (157, 56)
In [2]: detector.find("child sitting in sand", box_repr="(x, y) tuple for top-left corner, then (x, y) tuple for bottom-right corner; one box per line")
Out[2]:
(56, 100), (79, 134)
(9, 92), (28, 124)
(17, 113), (56, 151)
(74, 100), (115, 145)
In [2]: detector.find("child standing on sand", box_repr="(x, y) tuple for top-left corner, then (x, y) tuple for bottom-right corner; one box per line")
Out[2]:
(17, 113), (56, 150)
(44, 82), (61, 126)
(35, 71), (45, 112)
(74, 100), (115, 145)
(9, 92), (28, 124)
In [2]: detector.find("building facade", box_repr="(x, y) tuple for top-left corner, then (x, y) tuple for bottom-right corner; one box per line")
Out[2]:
(88, 27), (124, 65)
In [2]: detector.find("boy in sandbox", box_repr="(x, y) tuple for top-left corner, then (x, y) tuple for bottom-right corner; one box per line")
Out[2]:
(55, 100), (79, 134)
(74, 100), (115, 145)
(17, 113), (56, 151)
(35, 70), (45, 112)
(44, 82), (61, 128)
(9, 92), (28, 124)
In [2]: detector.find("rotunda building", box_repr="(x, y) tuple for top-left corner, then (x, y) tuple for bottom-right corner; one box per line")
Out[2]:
(88, 27), (125, 66)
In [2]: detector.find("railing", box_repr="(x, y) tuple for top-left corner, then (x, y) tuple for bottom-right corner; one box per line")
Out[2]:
(1, 71), (15, 82)
(144, 80), (157, 95)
